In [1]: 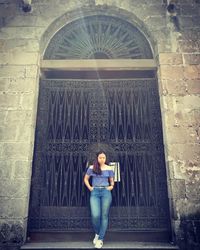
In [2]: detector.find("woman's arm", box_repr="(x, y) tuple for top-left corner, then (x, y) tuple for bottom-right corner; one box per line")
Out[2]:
(84, 174), (93, 191)
(107, 177), (114, 191)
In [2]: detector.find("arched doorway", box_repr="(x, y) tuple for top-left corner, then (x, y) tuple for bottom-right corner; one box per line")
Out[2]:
(28, 15), (171, 241)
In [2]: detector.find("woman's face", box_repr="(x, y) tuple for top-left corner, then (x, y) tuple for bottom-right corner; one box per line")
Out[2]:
(97, 153), (106, 165)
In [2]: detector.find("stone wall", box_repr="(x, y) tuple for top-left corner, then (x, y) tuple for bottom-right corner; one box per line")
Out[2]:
(157, 2), (200, 249)
(0, 0), (199, 249)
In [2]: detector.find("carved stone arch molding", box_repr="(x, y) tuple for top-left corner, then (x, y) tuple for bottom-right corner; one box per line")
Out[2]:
(40, 5), (156, 60)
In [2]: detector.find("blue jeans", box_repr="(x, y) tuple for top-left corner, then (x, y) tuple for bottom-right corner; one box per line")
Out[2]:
(90, 188), (112, 241)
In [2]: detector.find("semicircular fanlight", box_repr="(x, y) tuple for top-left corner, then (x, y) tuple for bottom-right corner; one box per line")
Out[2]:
(44, 15), (153, 59)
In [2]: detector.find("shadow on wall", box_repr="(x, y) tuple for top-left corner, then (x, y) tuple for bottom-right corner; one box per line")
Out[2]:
(178, 213), (200, 250)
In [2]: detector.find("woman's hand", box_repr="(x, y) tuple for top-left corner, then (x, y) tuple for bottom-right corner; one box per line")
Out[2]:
(89, 187), (94, 192)
(106, 185), (114, 191)
(84, 174), (93, 192)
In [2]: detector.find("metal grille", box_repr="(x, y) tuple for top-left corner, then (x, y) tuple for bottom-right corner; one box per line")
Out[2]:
(28, 78), (170, 232)
(44, 15), (153, 60)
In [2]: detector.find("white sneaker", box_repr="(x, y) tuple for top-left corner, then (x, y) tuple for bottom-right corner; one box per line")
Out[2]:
(93, 234), (99, 245)
(95, 239), (103, 249)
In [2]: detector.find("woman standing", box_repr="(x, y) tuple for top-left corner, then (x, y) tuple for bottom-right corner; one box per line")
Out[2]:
(84, 151), (114, 249)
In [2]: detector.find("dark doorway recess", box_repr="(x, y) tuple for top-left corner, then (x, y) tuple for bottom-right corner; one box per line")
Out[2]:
(28, 75), (171, 241)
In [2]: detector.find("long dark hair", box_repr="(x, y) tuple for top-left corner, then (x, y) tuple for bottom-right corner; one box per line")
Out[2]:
(93, 151), (108, 175)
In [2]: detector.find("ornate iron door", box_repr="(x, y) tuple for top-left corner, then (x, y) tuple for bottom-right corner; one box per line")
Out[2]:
(28, 78), (170, 233)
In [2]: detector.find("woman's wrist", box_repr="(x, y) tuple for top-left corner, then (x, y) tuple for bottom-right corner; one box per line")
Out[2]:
(89, 186), (93, 191)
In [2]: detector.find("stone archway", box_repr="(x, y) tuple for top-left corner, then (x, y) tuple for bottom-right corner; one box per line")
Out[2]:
(28, 11), (171, 242)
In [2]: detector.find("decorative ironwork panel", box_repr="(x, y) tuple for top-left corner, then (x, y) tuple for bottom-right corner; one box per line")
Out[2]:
(28, 79), (170, 232)
(44, 15), (153, 60)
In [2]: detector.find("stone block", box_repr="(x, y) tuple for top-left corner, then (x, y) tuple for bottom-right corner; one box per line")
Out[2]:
(170, 179), (186, 199)
(0, 179), (29, 198)
(4, 15), (38, 28)
(14, 160), (32, 179)
(183, 54), (200, 65)
(186, 80), (200, 94)
(31, 2), (69, 19)
(171, 95), (200, 111)
(0, 143), (3, 158)
(16, 124), (32, 142)
(144, 16), (166, 31)
(5, 110), (32, 124)
(172, 154), (200, 180)
(0, 52), (39, 65)
(0, 2), (17, 18)
(175, 198), (190, 217)
(161, 79), (187, 95)
(186, 109), (200, 127)
(0, 78), (10, 91)
(178, 28), (200, 39)
(0, 93), (20, 110)
(183, 201), (200, 216)
(184, 65), (200, 80)
(20, 93), (36, 110)
(0, 124), (17, 141)
(175, 198), (200, 218)
(179, 16), (197, 29)
(161, 96), (175, 112)
(141, 4), (166, 17)
(172, 159), (188, 180)
(167, 144), (200, 168)
(6, 77), (38, 93)
(0, 39), (39, 53)
(165, 109), (200, 129)
(25, 65), (39, 78)
(159, 53), (183, 65)
(160, 65), (184, 80)
(0, 65), (26, 78)
(186, 179), (200, 201)
(0, 27), (44, 39)
(0, 111), (7, 124)
(180, 4), (199, 16)
(2, 142), (32, 160)
(0, 39), (4, 51)
(0, 160), (13, 179)
(165, 126), (197, 144)
(0, 197), (28, 219)
(156, 41), (172, 54)
(151, 28), (169, 42)
(179, 40), (200, 53)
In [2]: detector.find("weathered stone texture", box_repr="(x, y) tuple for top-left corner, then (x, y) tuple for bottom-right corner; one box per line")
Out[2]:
(0, 39), (40, 53)
(160, 66), (184, 80)
(0, 52), (39, 65)
(0, 220), (25, 247)
(0, 179), (29, 198)
(184, 65), (200, 80)
(14, 160), (32, 179)
(183, 54), (200, 65)
(1, 143), (32, 160)
(0, 198), (29, 219)
(170, 179), (186, 199)
(159, 53), (183, 65)
(0, 124), (18, 141)
(0, 160), (13, 179)
(0, 93), (21, 109)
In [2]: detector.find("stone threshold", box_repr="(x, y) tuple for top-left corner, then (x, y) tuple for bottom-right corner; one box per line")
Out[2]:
(21, 241), (179, 249)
